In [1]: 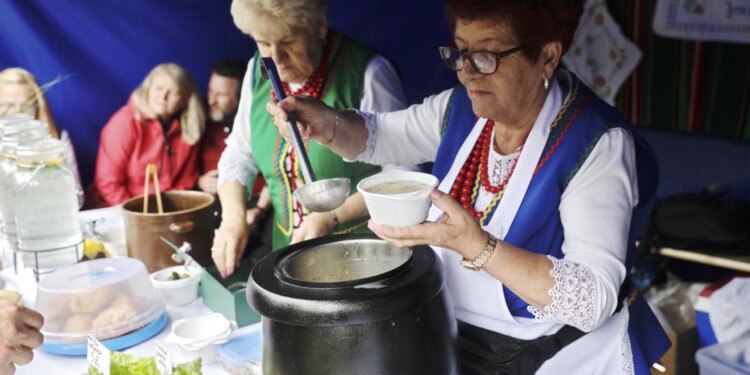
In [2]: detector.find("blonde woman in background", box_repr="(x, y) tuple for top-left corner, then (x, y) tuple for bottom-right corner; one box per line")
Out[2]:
(89, 63), (205, 207)
(0, 67), (83, 207)
(0, 67), (59, 138)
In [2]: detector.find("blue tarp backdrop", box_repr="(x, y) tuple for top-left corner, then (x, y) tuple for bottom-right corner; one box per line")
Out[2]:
(0, 0), (456, 187)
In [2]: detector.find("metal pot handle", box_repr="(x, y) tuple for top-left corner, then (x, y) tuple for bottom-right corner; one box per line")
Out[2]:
(169, 221), (194, 234)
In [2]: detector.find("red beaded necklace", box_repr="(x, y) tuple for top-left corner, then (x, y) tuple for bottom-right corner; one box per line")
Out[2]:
(449, 119), (522, 220)
(270, 43), (330, 101)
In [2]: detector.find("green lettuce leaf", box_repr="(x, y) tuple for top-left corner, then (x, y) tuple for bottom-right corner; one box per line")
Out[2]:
(87, 351), (202, 375)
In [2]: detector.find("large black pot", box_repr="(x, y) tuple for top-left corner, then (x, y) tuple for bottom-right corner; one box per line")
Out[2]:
(248, 233), (458, 375)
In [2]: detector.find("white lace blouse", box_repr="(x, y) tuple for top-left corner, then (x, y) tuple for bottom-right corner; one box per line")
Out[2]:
(353, 80), (636, 334)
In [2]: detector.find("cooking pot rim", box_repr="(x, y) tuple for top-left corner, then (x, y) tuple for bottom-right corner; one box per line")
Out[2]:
(274, 238), (414, 289)
(121, 191), (215, 217)
(248, 233), (446, 326)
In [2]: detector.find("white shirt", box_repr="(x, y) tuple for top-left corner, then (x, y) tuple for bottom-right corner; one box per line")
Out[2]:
(355, 75), (640, 374)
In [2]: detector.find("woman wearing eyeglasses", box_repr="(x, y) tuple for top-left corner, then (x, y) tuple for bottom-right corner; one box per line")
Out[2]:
(268, 0), (669, 374)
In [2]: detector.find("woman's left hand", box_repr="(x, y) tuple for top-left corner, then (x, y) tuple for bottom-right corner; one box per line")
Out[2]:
(368, 189), (487, 259)
(290, 211), (337, 244)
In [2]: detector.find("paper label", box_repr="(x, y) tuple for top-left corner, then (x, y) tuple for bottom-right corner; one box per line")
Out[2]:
(87, 335), (110, 375)
(155, 341), (173, 375)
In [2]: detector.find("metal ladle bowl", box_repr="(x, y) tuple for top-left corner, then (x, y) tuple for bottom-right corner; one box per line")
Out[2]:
(293, 177), (351, 212)
(261, 57), (351, 212)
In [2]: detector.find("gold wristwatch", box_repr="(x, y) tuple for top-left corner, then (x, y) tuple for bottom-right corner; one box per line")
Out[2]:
(460, 233), (498, 271)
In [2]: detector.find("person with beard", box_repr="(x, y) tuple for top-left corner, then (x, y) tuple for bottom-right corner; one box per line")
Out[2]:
(199, 60), (273, 256)
(198, 60), (248, 196)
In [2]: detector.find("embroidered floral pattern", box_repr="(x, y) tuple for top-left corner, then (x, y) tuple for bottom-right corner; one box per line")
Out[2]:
(620, 308), (635, 375)
(527, 256), (598, 332)
(488, 147), (521, 186)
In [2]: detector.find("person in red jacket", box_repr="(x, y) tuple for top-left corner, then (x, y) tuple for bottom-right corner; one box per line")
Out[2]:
(89, 63), (205, 207)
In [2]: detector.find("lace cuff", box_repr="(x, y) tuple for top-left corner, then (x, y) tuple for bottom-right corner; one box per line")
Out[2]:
(347, 110), (377, 163)
(527, 256), (598, 332)
(217, 157), (253, 187)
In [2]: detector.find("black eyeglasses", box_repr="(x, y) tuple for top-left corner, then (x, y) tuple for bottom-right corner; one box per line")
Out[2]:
(439, 45), (524, 75)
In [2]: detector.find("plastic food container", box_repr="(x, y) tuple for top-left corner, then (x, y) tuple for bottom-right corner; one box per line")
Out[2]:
(216, 325), (262, 375)
(165, 313), (236, 365)
(357, 171), (439, 227)
(35, 258), (165, 344)
(150, 265), (202, 306)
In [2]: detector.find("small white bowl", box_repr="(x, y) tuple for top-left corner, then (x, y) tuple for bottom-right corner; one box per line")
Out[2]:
(357, 171), (439, 227)
(150, 265), (201, 306)
(166, 313), (236, 364)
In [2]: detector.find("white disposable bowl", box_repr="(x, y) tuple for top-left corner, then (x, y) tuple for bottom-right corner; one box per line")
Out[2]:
(166, 313), (236, 365)
(357, 171), (439, 227)
(150, 265), (201, 306)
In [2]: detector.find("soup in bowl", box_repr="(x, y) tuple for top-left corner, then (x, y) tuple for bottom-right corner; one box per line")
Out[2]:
(357, 171), (439, 227)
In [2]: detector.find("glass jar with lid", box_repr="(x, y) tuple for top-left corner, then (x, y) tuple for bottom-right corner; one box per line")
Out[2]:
(13, 138), (82, 270)
(0, 118), (48, 261)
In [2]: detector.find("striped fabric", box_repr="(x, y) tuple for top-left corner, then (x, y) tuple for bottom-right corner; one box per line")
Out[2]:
(606, 1), (750, 139)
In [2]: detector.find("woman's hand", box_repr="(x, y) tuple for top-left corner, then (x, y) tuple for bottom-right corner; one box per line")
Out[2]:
(290, 211), (337, 244)
(266, 96), (337, 144)
(367, 189), (488, 259)
(197, 170), (219, 195)
(211, 212), (250, 279)
(245, 207), (265, 233)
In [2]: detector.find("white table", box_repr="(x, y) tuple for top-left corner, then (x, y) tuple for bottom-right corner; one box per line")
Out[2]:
(0, 206), (260, 374)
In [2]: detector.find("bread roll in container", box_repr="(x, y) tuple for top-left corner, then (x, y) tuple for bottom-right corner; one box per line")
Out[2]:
(35, 258), (165, 344)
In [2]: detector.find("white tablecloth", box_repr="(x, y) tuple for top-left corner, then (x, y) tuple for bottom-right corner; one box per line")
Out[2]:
(0, 206), (260, 375)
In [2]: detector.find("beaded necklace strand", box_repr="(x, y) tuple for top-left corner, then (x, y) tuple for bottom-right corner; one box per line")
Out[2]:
(449, 120), (522, 220)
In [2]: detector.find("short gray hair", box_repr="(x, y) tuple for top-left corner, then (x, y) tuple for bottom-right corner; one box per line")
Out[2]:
(231, 0), (328, 37)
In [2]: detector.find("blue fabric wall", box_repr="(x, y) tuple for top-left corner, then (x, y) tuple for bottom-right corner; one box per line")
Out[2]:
(0, 0), (456, 187)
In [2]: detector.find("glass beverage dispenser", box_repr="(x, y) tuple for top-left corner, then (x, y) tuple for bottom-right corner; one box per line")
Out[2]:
(13, 138), (83, 270)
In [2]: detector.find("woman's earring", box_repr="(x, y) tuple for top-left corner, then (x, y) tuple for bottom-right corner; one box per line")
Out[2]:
(543, 76), (550, 90)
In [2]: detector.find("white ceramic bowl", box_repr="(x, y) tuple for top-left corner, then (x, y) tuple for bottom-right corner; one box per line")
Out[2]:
(166, 313), (236, 365)
(357, 171), (439, 227)
(149, 265), (201, 306)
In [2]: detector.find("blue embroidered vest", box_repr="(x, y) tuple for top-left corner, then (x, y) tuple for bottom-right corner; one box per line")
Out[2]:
(434, 74), (668, 368)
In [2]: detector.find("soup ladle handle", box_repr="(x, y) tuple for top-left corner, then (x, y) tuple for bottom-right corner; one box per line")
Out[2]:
(261, 57), (317, 184)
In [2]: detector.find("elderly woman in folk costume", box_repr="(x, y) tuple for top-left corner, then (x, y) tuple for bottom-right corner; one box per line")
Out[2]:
(211, 0), (408, 278)
(268, 0), (670, 373)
